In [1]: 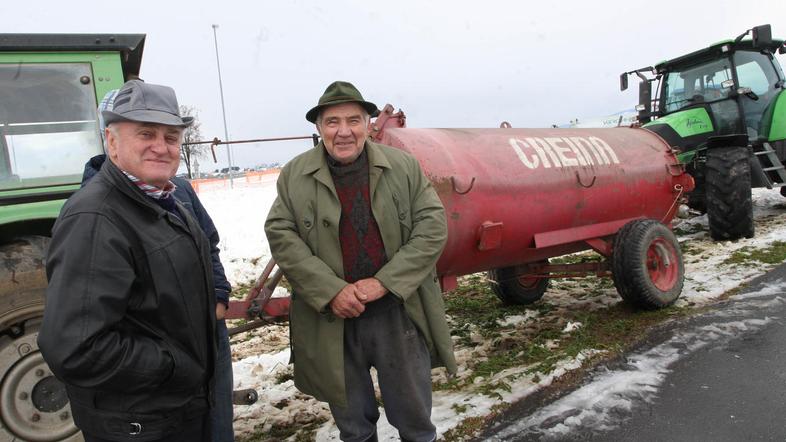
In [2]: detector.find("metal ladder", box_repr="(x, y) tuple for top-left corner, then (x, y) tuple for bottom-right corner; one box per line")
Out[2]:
(753, 142), (786, 187)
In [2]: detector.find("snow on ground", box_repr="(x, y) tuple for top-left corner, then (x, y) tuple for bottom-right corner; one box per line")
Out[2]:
(487, 282), (786, 440)
(198, 180), (279, 286)
(198, 178), (786, 441)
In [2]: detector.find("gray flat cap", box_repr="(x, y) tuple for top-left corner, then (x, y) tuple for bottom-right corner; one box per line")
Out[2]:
(102, 80), (193, 127)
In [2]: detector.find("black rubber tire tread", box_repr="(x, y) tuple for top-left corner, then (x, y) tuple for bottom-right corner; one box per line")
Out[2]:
(611, 220), (639, 305)
(686, 163), (706, 213)
(487, 265), (549, 305)
(0, 236), (49, 329)
(705, 146), (754, 240)
(611, 219), (684, 310)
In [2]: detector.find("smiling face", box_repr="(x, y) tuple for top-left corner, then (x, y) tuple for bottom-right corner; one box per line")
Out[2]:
(316, 102), (370, 165)
(106, 121), (183, 187)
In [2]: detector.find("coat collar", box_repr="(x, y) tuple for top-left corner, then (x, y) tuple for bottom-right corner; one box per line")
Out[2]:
(100, 158), (182, 223)
(302, 140), (391, 197)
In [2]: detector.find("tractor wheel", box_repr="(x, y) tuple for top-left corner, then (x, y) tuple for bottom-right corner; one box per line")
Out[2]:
(0, 236), (81, 442)
(488, 263), (549, 305)
(705, 146), (754, 240)
(612, 220), (684, 310)
(686, 164), (706, 213)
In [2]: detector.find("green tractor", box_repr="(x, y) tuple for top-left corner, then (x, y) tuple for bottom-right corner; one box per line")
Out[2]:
(0, 33), (144, 441)
(621, 24), (786, 240)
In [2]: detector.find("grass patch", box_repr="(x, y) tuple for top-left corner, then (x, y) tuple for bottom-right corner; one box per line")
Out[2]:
(238, 415), (327, 442)
(443, 274), (533, 339)
(274, 368), (294, 384)
(441, 416), (488, 441)
(722, 241), (786, 266)
(679, 240), (701, 256)
(439, 272), (693, 399)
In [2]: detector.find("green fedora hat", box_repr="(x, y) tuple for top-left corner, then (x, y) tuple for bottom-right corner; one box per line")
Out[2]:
(306, 81), (380, 123)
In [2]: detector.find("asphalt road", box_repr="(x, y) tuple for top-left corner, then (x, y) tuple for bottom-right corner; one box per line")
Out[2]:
(479, 262), (786, 441)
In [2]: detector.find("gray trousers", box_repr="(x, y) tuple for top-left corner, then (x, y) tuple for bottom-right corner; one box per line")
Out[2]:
(329, 304), (436, 442)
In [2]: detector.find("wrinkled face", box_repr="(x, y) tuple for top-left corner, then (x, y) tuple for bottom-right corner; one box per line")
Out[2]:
(317, 102), (369, 164)
(106, 121), (182, 187)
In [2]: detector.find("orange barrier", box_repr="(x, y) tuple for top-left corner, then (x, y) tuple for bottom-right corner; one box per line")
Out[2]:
(191, 168), (280, 193)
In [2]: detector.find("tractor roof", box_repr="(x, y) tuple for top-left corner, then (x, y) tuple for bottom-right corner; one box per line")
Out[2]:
(654, 36), (784, 72)
(0, 33), (146, 79)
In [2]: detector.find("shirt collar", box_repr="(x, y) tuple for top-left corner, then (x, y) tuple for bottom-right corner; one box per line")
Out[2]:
(121, 170), (177, 200)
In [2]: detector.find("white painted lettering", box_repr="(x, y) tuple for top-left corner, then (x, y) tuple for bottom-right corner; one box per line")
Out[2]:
(508, 138), (539, 169)
(568, 137), (595, 166)
(589, 137), (620, 164)
(527, 137), (558, 168)
(545, 137), (578, 167)
(572, 136), (608, 165)
(562, 137), (588, 166)
(507, 135), (620, 169)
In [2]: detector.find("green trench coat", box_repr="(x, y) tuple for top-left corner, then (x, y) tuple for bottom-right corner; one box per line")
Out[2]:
(265, 140), (457, 406)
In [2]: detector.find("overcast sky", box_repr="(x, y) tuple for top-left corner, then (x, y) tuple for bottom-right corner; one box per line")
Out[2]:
(4, 0), (786, 170)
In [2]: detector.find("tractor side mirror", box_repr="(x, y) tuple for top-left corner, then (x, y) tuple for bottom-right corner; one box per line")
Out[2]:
(620, 73), (629, 91)
(752, 24), (772, 48)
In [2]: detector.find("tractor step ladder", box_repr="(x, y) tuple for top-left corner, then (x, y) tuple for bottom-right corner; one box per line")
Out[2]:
(754, 142), (786, 187)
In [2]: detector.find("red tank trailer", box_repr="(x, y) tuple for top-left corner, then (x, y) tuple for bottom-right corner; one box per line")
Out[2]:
(227, 104), (694, 330)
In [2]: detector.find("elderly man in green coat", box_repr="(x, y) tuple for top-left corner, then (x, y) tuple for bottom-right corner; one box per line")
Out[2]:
(265, 81), (457, 442)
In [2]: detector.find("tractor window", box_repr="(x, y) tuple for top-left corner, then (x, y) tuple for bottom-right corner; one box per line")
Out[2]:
(734, 50), (782, 138)
(663, 58), (733, 113)
(0, 63), (103, 190)
(734, 51), (779, 96)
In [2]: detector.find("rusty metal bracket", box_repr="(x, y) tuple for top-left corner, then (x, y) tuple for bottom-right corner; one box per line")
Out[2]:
(575, 171), (597, 188)
(661, 184), (684, 223)
(665, 162), (685, 177)
(451, 176), (476, 195)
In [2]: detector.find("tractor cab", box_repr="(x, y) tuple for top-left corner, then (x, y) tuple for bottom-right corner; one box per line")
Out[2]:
(623, 25), (785, 152)
(621, 24), (786, 241)
(0, 34), (144, 197)
(652, 32), (784, 150)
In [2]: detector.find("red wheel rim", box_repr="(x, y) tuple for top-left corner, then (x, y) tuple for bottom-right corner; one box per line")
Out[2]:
(516, 275), (542, 289)
(647, 237), (679, 291)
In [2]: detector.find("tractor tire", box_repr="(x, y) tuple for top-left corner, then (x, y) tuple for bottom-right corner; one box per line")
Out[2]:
(705, 146), (754, 240)
(686, 164), (706, 213)
(488, 263), (549, 305)
(0, 236), (82, 442)
(612, 219), (684, 310)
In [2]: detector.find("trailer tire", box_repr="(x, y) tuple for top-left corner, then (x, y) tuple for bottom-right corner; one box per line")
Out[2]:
(612, 220), (683, 310)
(488, 264), (549, 305)
(0, 236), (81, 442)
(705, 146), (754, 240)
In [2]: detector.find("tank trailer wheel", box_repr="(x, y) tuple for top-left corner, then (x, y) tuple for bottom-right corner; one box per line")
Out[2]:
(0, 237), (81, 441)
(612, 220), (684, 310)
(705, 146), (754, 240)
(488, 262), (549, 305)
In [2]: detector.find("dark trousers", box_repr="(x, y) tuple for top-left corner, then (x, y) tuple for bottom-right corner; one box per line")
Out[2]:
(83, 413), (210, 442)
(329, 304), (436, 442)
(212, 319), (235, 442)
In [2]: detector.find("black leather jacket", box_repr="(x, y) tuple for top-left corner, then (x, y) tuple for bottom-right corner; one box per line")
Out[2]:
(39, 159), (216, 441)
(82, 154), (232, 306)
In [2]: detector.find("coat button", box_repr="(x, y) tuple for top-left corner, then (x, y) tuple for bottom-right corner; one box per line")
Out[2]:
(304, 220), (312, 228)
(328, 316), (335, 323)
(322, 219), (330, 227)
(399, 212), (406, 220)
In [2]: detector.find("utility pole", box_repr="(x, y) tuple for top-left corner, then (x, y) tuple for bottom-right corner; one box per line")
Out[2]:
(212, 24), (234, 188)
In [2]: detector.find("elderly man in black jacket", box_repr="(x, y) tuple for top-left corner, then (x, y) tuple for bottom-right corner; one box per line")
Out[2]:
(38, 80), (215, 442)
